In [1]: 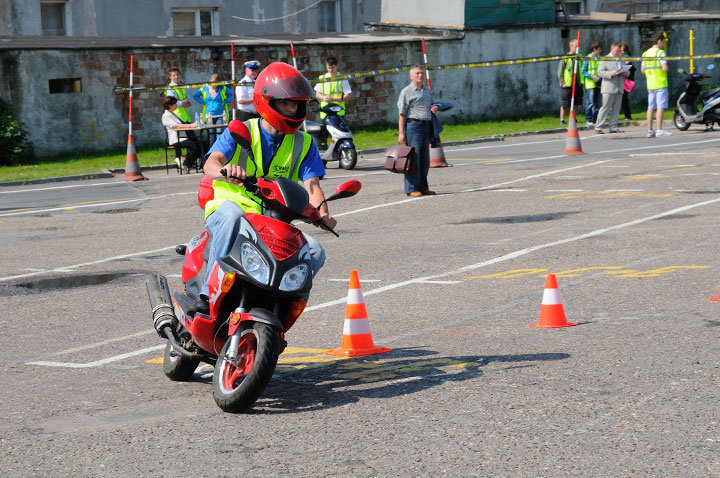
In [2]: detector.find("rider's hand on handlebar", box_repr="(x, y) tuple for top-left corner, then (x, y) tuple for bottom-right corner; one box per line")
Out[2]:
(317, 213), (337, 231)
(221, 164), (247, 185)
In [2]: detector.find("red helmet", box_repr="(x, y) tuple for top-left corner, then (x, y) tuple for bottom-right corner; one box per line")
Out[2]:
(253, 62), (314, 134)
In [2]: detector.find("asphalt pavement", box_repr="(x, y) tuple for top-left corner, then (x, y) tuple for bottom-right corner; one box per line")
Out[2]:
(2, 122), (720, 476)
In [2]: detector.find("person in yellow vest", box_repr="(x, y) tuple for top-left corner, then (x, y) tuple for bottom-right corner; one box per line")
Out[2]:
(165, 67), (192, 123)
(193, 73), (233, 144)
(581, 42), (603, 125)
(195, 62), (335, 314)
(314, 56), (352, 119)
(641, 32), (671, 137)
(557, 39), (583, 125)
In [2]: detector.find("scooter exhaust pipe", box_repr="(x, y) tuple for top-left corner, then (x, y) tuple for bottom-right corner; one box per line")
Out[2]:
(146, 274), (176, 338)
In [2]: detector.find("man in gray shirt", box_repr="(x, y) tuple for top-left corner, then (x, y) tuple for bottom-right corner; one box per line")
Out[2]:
(397, 65), (439, 196)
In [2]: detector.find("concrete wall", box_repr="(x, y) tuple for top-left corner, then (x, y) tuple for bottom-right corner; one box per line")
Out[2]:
(1, 17), (719, 156)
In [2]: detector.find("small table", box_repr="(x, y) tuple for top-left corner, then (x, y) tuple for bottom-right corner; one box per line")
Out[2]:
(174, 123), (228, 171)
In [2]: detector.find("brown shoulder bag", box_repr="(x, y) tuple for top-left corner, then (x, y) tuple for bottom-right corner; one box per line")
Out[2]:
(384, 145), (416, 174)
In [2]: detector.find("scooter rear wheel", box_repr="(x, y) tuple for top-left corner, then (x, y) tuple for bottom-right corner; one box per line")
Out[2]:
(163, 340), (200, 381)
(339, 148), (357, 170)
(212, 322), (280, 413)
(673, 111), (691, 131)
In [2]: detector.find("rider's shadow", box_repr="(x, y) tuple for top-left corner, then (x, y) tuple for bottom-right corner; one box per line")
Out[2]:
(244, 347), (571, 414)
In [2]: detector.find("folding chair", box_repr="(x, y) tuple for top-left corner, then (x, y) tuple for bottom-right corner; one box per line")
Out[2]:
(164, 129), (184, 174)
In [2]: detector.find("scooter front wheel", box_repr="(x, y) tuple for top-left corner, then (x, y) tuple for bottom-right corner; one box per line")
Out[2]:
(673, 111), (691, 131)
(339, 148), (357, 170)
(212, 321), (280, 413)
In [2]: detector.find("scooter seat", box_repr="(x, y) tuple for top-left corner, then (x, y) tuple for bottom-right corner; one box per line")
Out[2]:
(702, 87), (720, 101)
(303, 120), (323, 134)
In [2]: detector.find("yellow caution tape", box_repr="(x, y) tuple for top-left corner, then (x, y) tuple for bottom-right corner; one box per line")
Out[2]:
(113, 53), (720, 94)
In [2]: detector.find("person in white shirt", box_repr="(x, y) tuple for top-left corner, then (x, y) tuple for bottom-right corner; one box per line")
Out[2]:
(161, 96), (201, 172)
(235, 60), (261, 121)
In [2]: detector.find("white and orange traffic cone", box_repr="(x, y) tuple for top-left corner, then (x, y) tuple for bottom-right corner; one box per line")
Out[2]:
(430, 136), (450, 168)
(325, 270), (392, 357)
(709, 283), (720, 301)
(529, 274), (578, 328)
(564, 110), (584, 156)
(122, 134), (147, 181)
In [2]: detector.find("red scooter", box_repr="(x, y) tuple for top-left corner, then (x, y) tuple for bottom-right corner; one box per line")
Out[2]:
(146, 122), (361, 413)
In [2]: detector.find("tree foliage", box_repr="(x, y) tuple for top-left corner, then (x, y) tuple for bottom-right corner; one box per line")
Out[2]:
(0, 98), (33, 166)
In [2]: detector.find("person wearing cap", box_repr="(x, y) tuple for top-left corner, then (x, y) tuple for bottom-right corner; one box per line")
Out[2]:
(314, 56), (352, 119)
(236, 60), (261, 122)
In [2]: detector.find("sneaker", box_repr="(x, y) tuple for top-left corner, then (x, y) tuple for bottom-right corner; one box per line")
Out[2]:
(647, 130), (655, 138)
(174, 157), (182, 169)
(560, 119), (566, 125)
(586, 121), (594, 126)
(656, 129), (672, 137)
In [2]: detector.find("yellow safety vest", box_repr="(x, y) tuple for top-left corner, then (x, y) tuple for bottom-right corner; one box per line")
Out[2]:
(563, 59), (574, 88)
(204, 118), (313, 218)
(200, 86), (231, 122)
(643, 46), (668, 90)
(318, 72), (345, 118)
(168, 84), (190, 122)
(582, 56), (599, 89)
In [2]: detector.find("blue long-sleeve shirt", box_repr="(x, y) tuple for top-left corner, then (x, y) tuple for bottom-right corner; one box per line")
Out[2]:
(193, 85), (234, 116)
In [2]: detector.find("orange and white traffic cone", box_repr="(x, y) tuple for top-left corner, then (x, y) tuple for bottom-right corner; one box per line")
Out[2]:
(122, 134), (147, 181)
(325, 270), (392, 357)
(709, 284), (720, 301)
(529, 274), (578, 328)
(430, 136), (451, 168)
(564, 110), (584, 156)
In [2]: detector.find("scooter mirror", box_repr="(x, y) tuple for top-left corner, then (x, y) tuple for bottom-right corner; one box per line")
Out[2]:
(228, 120), (253, 152)
(317, 180), (361, 208)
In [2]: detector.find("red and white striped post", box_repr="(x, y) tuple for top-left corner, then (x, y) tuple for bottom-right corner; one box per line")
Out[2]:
(231, 43), (236, 120)
(423, 38), (450, 168)
(123, 54), (147, 181)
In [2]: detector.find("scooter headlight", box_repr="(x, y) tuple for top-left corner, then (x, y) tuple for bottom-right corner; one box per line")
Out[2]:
(241, 242), (270, 285)
(280, 263), (309, 291)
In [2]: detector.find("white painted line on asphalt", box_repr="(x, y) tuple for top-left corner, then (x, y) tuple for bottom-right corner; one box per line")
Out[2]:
(546, 189), (584, 192)
(0, 246), (175, 283)
(490, 188), (527, 192)
(417, 280), (463, 284)
(0, 192), (195, 218)
(26, 344), (164, 368)
(327, 278), (381, 282)
(306, 194), (720, 312)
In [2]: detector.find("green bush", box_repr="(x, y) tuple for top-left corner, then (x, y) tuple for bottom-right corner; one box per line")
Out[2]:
(0, 97), (33, 166)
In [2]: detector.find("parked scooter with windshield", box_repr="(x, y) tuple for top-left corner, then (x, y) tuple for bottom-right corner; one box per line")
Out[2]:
(146, 123), (361, 413)
(674, 63), (720, 131)
(301, 102), (357, 170)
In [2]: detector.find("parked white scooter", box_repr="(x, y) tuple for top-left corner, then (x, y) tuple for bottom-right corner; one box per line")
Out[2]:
(302, 102), (357, 170)
(674, 64), (720, 131)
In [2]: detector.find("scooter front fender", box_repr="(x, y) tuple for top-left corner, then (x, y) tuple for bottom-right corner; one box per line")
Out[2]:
(228, 307), (283, 335)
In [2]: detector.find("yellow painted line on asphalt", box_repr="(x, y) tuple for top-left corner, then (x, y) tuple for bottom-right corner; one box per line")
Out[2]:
(470, 265), (710, 280)
(606, 265), (711, 278)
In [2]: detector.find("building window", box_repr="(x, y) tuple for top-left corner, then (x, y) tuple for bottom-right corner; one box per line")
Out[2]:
(565, 1), (584, 15)
(318, 0), (341, 32)
(41, 1), (66, 36)
(49, 78), (82, 94)
(172, 9), (216, 36)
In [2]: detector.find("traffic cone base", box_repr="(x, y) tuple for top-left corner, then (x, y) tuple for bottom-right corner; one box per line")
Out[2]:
(430, 140), (451, 168)
(709, 285), (720, 301)
(325, 270), (392, 357)
(123, 134), (148, 181)
(529, 274), (578, 328)
(564, 111), (584, 156)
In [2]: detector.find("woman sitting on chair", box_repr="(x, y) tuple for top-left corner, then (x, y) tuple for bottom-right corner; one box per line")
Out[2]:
(162, 96), (201, 172)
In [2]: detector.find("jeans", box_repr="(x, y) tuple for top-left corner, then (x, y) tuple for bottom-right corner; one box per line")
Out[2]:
(584, 87), (601, 123)
(201, 201), (326, 296)
(208, 115), (225, 145)
(404, 119), (431, 194)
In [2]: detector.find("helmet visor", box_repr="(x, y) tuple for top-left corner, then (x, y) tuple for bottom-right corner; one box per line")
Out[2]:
(258, 74), (314, 101)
